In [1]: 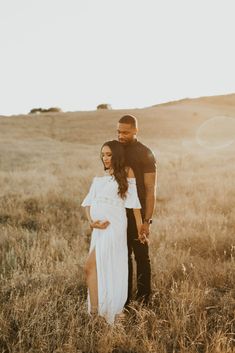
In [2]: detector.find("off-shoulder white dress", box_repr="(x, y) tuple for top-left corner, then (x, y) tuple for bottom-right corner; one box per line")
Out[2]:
(81, 175), (141, 324)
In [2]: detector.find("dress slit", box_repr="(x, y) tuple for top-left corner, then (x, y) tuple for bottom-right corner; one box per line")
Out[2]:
(87, 246), (99, 315)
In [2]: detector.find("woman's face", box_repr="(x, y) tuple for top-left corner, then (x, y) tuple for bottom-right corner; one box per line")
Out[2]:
(101, 145), (112, 169)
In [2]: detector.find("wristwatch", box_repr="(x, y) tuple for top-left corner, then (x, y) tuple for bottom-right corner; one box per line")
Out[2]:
(144, 218), (153, 225)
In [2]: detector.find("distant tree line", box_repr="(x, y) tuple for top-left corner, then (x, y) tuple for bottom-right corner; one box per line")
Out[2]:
(29, 103), (112, 114)
(29, 107), (62, 114)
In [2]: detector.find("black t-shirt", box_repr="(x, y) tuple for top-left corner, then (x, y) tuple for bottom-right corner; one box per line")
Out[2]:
(123, 139), (157, 213)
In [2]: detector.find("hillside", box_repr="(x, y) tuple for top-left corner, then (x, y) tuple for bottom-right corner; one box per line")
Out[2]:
(0, 93), (235, 352)
(0, 93), (235, 145)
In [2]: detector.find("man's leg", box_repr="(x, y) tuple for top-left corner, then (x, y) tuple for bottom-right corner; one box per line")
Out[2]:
(125, 209), (135, 307)
(132, 239), (151, 303)
(125, 209), (151, 305)
(125, 241), (133, 307)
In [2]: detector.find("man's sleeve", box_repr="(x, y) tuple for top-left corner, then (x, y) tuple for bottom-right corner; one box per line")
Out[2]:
(143, 148), (157, 173)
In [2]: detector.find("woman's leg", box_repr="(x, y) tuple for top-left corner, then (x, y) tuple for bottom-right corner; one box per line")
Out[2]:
(84, 248), (98, 313)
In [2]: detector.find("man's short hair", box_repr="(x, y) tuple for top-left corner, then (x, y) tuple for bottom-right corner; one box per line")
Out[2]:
(119, 115), (138, 128)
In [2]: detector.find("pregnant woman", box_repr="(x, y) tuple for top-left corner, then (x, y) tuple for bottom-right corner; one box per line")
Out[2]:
(81, 140), (145, 324)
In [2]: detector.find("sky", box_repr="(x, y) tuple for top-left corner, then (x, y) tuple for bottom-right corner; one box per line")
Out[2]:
(1, 0), (235, 116)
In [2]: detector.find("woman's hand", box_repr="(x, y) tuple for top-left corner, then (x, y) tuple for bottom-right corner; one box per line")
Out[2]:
(138, 224), (149, 244)
(90, 220), (110, 229)
(138, 232), (149, 244)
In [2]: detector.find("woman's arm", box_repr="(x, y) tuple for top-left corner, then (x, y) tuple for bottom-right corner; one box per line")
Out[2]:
(133, 208), (148, 244)
(85, 206), (92, 224)
(84, 206), (110, 229)
(133, 208), (142, 232)
(127, 167), (148, 244)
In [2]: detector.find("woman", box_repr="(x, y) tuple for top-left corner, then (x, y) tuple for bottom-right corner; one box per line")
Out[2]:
(81, 140), (145, 324)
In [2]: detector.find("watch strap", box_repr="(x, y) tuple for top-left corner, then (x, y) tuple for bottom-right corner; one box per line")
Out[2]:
(144, 218), (153, 224)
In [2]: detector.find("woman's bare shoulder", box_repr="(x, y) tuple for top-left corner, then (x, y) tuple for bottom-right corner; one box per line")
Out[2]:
(125, 167), (135, 178)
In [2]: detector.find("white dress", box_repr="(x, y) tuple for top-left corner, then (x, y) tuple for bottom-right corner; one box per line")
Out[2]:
(81, 175), (141, 324)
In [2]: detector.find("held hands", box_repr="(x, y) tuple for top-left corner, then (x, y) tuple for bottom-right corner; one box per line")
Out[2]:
(90, 220), (110, 229)
(138, 223), (150, 244)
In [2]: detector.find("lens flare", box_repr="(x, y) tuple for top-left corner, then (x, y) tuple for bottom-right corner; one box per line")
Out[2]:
(196, 116), (235, 149)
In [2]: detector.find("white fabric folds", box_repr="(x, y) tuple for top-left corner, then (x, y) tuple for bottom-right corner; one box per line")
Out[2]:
(81, 175), (141, 324)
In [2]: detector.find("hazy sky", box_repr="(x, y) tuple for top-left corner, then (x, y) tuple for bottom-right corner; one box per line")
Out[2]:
(1, 0), (235, 115)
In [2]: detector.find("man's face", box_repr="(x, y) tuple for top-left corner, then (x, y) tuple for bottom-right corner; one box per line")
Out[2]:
(117, 123), (137, 144)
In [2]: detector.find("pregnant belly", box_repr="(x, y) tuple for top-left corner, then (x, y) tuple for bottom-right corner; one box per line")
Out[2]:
(90, 201), (126, 223)
(90, 203), (109, 222)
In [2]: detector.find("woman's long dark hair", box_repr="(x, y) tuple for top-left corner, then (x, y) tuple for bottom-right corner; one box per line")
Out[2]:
(101, 140), (128, 199)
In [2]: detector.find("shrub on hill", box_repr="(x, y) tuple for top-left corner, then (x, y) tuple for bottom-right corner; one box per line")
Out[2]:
(96, 103), (112, 110)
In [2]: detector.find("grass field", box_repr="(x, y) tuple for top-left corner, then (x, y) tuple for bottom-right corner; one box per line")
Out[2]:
(0, 95), (235, 352)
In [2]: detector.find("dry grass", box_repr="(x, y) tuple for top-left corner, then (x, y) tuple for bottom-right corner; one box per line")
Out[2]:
(0, 96), (235, 352)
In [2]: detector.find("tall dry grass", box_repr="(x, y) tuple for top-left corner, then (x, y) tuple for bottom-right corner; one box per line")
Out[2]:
(0, 104), (235, 352)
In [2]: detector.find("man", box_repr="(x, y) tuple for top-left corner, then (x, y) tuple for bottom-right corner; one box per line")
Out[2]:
(117, 114), (157, 306)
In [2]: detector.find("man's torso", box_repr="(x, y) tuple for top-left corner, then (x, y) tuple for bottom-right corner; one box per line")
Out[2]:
(124, 140), (156, 214)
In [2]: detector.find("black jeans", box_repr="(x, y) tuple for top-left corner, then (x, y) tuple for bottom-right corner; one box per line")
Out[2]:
(125, 209), (151, 306)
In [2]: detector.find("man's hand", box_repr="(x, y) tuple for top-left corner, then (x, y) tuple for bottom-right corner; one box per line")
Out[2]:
(140, 222), (150, 236)
(90, 220), (110, 229)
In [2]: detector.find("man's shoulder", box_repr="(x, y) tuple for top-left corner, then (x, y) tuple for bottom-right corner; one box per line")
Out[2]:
(136, 141), (155, 156)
